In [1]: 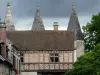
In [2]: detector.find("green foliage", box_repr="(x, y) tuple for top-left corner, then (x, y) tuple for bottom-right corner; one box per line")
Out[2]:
(73, 52), (95, 75)
(65, 52), (95, 75)
(93, 44), (100, 75)
(83, 13), (100, 52)
(64, 44), (100, 75)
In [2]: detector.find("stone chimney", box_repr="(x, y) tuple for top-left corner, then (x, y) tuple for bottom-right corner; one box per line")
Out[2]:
(0, 19), (6, 58)
(53, 22), (59, 31)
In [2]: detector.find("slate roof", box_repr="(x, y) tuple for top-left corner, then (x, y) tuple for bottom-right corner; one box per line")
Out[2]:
(67, 5), (83, 40)
(31, 6), (45, 30)
(7, 30), (75, 51)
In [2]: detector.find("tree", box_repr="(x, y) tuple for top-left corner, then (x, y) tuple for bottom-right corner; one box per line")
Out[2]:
(65, 52), (95, 75)
(83, 13), (100, 52)
(93, 44), (100, 75)
(64, 44), (100, 75)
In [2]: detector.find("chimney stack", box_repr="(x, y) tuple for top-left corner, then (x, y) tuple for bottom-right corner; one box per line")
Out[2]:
(53, 22), (59, 31)
(0, 19), (6, 58)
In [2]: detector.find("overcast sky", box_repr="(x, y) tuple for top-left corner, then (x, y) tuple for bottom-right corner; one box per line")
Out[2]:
(0, 0), (100, 30)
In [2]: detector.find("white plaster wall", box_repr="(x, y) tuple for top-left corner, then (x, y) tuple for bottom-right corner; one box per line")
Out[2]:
(12, 71), (16, 75)
(0, 64), (11, 75)
(0, 64), (4, 75)
(59, 53), (63, 62)
(14, 53), (20, 74)
(69, 53), (72, 62)
(21, 72), (37, 75)
(8, 44), (12, 61)
(44, 53), (49, 62)
(24, 52), (73, 63)
(24, 53), (49, 63)
(74, 40), (84, 60)
(39, 53), (43, 62)
(64, 53), (68, 62)
(74, 50), (76, 62)
(63, 53), (72, 62)
(24, 53), (40, 63)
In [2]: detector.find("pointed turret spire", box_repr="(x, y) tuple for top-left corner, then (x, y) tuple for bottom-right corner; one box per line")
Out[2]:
(4, 2), (15, 31)
(31, 5), (45, 30)
(67, 4), (83, 40)
(7, 2), (10, 6)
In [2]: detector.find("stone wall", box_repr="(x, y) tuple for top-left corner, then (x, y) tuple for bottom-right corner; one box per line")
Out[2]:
(74, 40), (84, 61)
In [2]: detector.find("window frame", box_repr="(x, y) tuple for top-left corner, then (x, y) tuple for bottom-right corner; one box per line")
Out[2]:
(49, 53), (59, 63)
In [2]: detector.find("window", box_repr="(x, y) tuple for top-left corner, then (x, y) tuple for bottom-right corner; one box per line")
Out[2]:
(13, 55), (16, 68)
(19, 60), (20, 74)
(50, 53), (59, 62)
(20, 52), (24, 62)
(6, 46), (9, 58)
(21, 57), (23, 62)
(0, 44), (2, 55)
(0, 41), (4, 55)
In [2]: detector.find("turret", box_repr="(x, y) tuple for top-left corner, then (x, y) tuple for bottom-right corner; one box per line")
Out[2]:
(67, 4), (84, 61)
(4, 2), (15, 31)
(31, 6), (45, 30)
(67, 4), (83, 40)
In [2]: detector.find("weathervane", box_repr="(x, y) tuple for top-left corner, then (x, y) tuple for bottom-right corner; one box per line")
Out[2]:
(72, 0), (75, 7)
(36, 0), (40, 7)
(7, 0), (10, 5)
(7, 0), (12, 4)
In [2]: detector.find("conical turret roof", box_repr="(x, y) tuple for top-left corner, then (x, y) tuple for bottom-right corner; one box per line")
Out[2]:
(31, 6), (45, 30)
(67, 5), (83, 40)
